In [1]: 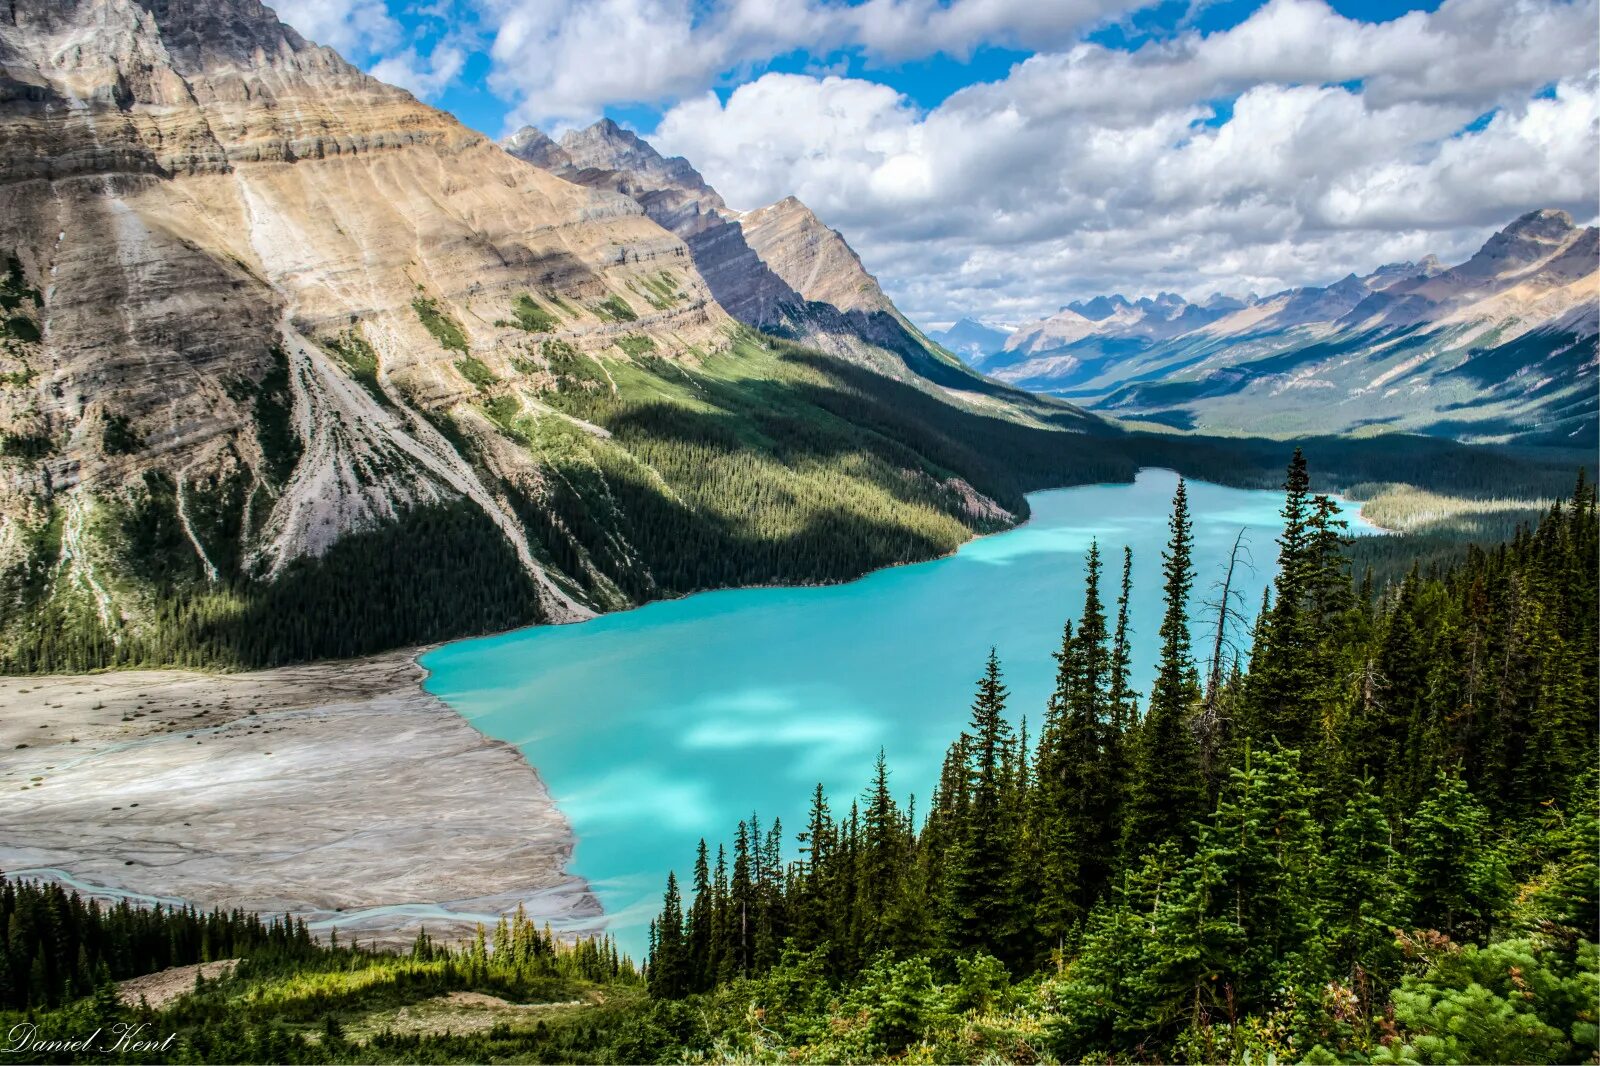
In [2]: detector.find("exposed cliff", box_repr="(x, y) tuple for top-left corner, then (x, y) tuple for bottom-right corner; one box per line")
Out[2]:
(0, 0), (1104, 672)
(503, 121), (978, 388)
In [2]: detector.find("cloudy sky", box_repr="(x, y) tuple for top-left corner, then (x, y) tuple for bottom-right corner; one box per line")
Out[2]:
(273, 0), (1598, 328)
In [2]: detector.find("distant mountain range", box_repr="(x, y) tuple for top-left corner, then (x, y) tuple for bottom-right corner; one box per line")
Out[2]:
(929, 318), (1014, 363)
(978, 210), (1597, 443)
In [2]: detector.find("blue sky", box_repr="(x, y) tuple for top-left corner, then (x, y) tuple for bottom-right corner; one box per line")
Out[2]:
(308, 0), (1451, 139)
(274, 0), (1597, 325)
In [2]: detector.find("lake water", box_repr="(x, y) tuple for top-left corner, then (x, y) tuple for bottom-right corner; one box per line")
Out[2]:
(421, 469), (1377, 956)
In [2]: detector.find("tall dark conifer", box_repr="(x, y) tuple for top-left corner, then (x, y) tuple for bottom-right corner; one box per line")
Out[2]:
(1248, 449), (1322, 745)
(940, 651), (1023, 964)
(1122, 479), (1205, 853)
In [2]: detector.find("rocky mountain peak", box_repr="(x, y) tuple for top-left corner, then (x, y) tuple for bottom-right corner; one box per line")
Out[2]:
(557, 119), (714, 199)
(1502, 207), (1577, 239)
(1068, 294), (1131, 321)
(1452, 208), (1586, 281)
(503, 125), (571, 169)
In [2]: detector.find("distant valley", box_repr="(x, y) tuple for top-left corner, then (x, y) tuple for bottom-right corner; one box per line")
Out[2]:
(957, 210), (1597, 444)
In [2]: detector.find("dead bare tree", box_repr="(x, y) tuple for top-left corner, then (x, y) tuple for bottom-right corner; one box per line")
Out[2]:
(1195, 528), (1254, 783)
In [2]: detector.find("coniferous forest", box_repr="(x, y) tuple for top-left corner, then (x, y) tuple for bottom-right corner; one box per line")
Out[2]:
(635, 454), (1598, 1064)
(4, 455), (1595, 1065)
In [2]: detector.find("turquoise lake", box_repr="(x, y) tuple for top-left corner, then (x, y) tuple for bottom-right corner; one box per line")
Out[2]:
(421, 469), (1377, 955)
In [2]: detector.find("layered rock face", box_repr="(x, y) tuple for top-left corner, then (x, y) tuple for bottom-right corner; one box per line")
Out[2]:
(0, 0), (1072, 673)
(738, 196), (893, 315)
(989, 211), (1598, 442)
(0, 0), (733, 653)
(506, 120), (801, 328)
(504, 121), (959, 383)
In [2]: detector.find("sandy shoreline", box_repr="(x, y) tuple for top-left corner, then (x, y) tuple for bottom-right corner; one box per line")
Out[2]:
(0, 652), (599, 948)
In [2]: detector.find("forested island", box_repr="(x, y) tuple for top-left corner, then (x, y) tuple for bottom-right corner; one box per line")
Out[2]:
(5, 453), (1594, 1063)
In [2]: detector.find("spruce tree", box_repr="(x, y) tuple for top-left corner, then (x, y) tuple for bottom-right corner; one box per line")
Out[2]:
(686, 839), (713, 991)
(1319, 774), (1407, 983)
(855, 750), (904, 959)
(649, 871), (686, 998)
(1247, 450), (1330, 747)
(1122, 479), (1205, 853)
(940, 651), (1023, 964)
(1035, 543), (1120, 951)
(1407, 772), (1508, 943)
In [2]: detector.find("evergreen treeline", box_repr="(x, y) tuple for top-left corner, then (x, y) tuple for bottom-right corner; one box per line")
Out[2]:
(0, 876), (318, 1010)
(0, 874), (633, 1013)
(642, 455), (1599, 1063)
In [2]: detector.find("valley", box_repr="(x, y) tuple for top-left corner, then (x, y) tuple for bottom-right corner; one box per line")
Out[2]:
(0, 0), (1593, 1062)
(969, 210), (1598, 444)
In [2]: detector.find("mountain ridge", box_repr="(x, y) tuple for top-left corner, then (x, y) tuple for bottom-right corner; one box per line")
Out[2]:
(988, 210), (1597, 442)
(0, 0), (1112, 673)
(502, 121), (974, 388)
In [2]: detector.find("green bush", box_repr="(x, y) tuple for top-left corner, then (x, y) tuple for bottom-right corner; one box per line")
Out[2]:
(101, 412), (144, 455)
(1373, 939), (1598, 1065)
(508, 294), (559, 333)
(412, 296), (469, 352)
(592, 295), (639, 323)
(454, 357), (497, 388)
(615, 333), (656, 357)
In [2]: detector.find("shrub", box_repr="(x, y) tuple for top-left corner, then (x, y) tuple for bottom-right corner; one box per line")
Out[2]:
(592, 295), (639, 323)
(413, 296), (469, 352)
(454, 357), (497, 388)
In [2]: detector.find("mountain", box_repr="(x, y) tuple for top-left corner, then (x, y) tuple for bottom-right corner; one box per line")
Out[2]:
(0, 0), (1106, 673)
(503, 122), (970, 386)
(992, 211), (1597, 443)
(931, 318), (1013, 365)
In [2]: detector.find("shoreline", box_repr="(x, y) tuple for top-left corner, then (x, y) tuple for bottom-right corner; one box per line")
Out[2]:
(0, 652), (600, 949)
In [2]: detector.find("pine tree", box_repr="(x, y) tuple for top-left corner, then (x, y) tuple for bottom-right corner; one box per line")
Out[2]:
(1034, 543), (1120, 952)
(1406, 772), (1508, 943)
(1108, 545), (1137, 729)
(1319, 774), (1408, 983)
(650, 872), (687, 998)
(1122, 479), (1205, 853)
(855, 750), (904, 959)
(795, 783), (836, 955)
(940, 651), (1023, 964)
(686, 839), (713, 991)
(1163, 745), (1324, 1038)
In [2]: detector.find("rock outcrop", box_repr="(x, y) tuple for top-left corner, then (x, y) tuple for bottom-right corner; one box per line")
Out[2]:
(0, 0), (734, 655)
(504, 121), (964, 384)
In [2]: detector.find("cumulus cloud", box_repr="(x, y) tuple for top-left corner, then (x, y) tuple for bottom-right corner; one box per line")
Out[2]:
(270, 0), (403, 56)
(651, 0), (1600, 324)
(369, 41), (468, 99)
(469, 0), (1134, 130)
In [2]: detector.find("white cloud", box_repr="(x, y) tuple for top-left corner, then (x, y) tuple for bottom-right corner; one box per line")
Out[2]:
(369, 41), (467, 99)
(469, 0), (1135, 131)
(270, 0), (403, 56)
(651, 0), (1599, 324)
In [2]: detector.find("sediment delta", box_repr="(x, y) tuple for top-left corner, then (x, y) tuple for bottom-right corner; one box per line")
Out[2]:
(0, 653), (597, 948)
